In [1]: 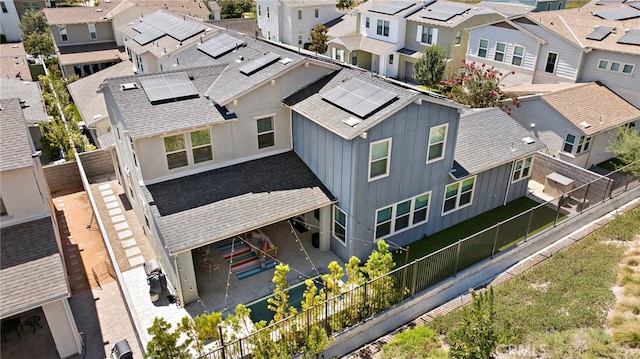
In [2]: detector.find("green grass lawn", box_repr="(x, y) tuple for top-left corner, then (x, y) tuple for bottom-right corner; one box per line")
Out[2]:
(597, 157), (627, 172)
(404, 208), (640, 358)
(394, 197), (556, 265)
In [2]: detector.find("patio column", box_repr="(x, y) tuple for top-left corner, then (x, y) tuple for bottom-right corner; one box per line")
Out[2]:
(42, 298), (81, 358)
(319, 205), (331, 252)
(176, 251), (199, 305)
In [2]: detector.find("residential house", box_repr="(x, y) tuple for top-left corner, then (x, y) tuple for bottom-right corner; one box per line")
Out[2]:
(482, 0), (566, 13)
(327, 0), (428, 77)
(256, 0), (341, 46)
(0, 42), (32, 81)
(67, 61), (135, 147)
(99, 32), (341, 305)
(478, 1), (534, 16)
(401, 1), (504, 82)
(10, 0), (49, 18)
(509, 82), (640, 168)
(0, 98), (81, 358)
(466, 3), (640, 105)
(284, 68), (545, 260)
(0, 78), (48, 154)
(1, 0), (22, 42)
(43, 3), (126, 78)
(118, 10), (218, 74)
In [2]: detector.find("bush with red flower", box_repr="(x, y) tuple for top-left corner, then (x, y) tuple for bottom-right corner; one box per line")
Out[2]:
(440, 60), (520, 114)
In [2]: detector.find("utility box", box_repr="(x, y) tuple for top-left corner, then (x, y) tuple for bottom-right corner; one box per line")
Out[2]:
(110, 339), (133, 359)
(544, 172), (574, 198)
(144, 259), (167, 302)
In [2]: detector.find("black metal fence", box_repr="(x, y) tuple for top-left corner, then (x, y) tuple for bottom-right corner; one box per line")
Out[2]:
(200, 163), (639, 358)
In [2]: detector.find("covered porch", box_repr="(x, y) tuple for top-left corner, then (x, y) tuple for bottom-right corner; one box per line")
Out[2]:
(188, 218), (344, 315)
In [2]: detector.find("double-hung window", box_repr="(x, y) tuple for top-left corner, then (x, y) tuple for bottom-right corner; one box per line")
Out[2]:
(545, 52), (558, 73)
(59, 26), (68, 42)
(443, 177), (475, 214)
(426, 124), (447, 163)
(369, 138), (391, 180)
(455, 30), (461, 45)
(477, 39), (488, 58)
(563, 134), (591, 155)
(333, 205), (347, 244)
(494, 42), (506, 62)
(512, 45), (524, 66)
(164, 129), (213, 169)
(88, 23), (97, 40)
(375, 192), (431, 239)
(377, 20), (389, 36)
(257, 117), (275, 149)
(191, 130), (213, 163)
(164, 134), (188, 169)
(422, 27), (434, 44)
(512, 156), (533, 182)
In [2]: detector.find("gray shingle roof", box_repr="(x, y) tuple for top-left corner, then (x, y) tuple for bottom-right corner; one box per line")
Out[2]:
(68, 62), (135, 126)
(455, 108), (545, 176)
(0, 99), (34, 172)
(284, 68), (421, 140)
(102, 65), (227, 139)
(143, 151), (335, 254)
(158, 32), (307, 106)
(0, 79), (47, 125)
(0, 216), (69, 318)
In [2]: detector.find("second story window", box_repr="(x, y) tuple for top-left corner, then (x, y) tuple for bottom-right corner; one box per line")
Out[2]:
(1, 2), (8, 13)
(455, 30), (461, 45)
(477, 39), (488, 58)
(365, 17), (370, 28)
(512, 45), (524, 66)
(315, 8), (319, 18)
(297, 9), (302, 20)
(512, 156), (533, 182)
(427, 124), (447, 163)
(563, 134), (591, 155)
(376, 20), (389, 37)
(334, 48), (344, 62)
(494, 42), (506, 62)
(164, 134), (188, 169)
(267, 6), (270, 18)
(419, 26), (437, 45)
(191, 130), (213, 163)
(257, 117), (275, 149)
(258, 5), (261, 16)
(59, 26), (68, 42)
(88, 23), (97, 40)
(369, 138), (391, 181)
(545, 52), (558, 73)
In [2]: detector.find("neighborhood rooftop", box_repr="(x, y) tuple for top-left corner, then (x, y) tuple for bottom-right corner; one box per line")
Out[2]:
(43, 1), (122, 25)
(0, 79), (47, 124)
(0, 99), (36, 172)
(408, 1), (500, 28)
(454, 108), (545, 178)
(100, 65), (228, 139)
(143, 151), (335, 255)
(0, 216), (69, 319)
(538, 82), (640, 135)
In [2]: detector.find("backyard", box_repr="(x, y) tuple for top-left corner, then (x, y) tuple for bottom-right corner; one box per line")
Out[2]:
(382, 207), (640, 358)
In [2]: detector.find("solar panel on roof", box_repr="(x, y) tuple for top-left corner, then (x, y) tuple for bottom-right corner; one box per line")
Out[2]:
(617, 28), (640, 45)
(141, 11), (205, 41)
(139, 72), (199, 103)
(239, 52), (281, 75)
(133, 27), (165, 46)
(593, 7), (640, 20)
(422, 3), (471, 21)
(631, 2), (640, 10)
(132, 22), (155, 34)
(586, 26), (614, 41)
(197, 33), (246, 59)
(369, 0), (414, 15)
(595, 0), (624, 4)
(321, 78), (398, 118)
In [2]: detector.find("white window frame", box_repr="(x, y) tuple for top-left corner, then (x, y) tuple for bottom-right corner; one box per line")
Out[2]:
(477, 38), (488, 58)
(418, 26), (437, 45)
(298, 33), (303, 45)
(426, 124), (448, 163)
(598, 59), (635, 75)
(377, 20), (390, 37)
(164, 133), (188, 170)
(297, 9), (302, 20)
(334, 48), (344, 62)
(374, 192), (431, 239)
(88, 23), (97, 40)
(544, 51), (558, 74)
(575, 135), (592, 154)
(622, 63), (635, 74)
(368, 138), (392, 181)
(512, 156), (533, 183)
(332, 205), (347, 245)
(1, 2), (8, 13)
(512, 45), (525, 66)
(494, 42), (506, 62)
(59, 26), (68, 42)
(257, 116), (275, 149)
(163, 129), (213, 170)
(365, 17), (370, 28)
(190, 129), (213, 163)
(455, 30), (461, 45)
(563, 133), (591, 155)
(442, 177), (476, 215)
(388, 54), (393, 65)
(597, 59), (609, 70)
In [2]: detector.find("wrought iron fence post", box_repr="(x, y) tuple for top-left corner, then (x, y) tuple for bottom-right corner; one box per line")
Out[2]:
(624, 176), (630, 192)
(491, 223), (501, 258)
(602, 177), (612, 202)
(524, 209), (534, 241)
(554, 195), (563, 226)
(581, 183), (591, 213)
(325, 295), (329, 334)
(239, 337), (243, 359)
(453, 240), (462, 276)
(410, 259), (418, 296)
(217, 324), (226, 359)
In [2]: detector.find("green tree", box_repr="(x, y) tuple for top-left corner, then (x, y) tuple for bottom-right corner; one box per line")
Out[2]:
(336, 0), (355, 10)
(345, 256), (364, 287)
(448, 288), (499, 359)
(19, 9), (48, 35)
(267, 264), (297, 322)
(300, 279), (330, 358)
(440, 60), (520, 114)
(309, 24), (328, 54)
(23, 31), (54, 57)
(414, 45), (447, 88)
(363, 240), (397, 314)
(178, 312), (222, 356)
(217, 0), (254, 18)
(606, 126), (640, 175)
(145, 317), (192, 359)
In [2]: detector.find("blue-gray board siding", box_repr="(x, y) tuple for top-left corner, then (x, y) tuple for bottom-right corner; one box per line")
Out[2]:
(468, 26), (538, 71)
(580, 50), (640, 93)
(516, 22), (580, 80)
